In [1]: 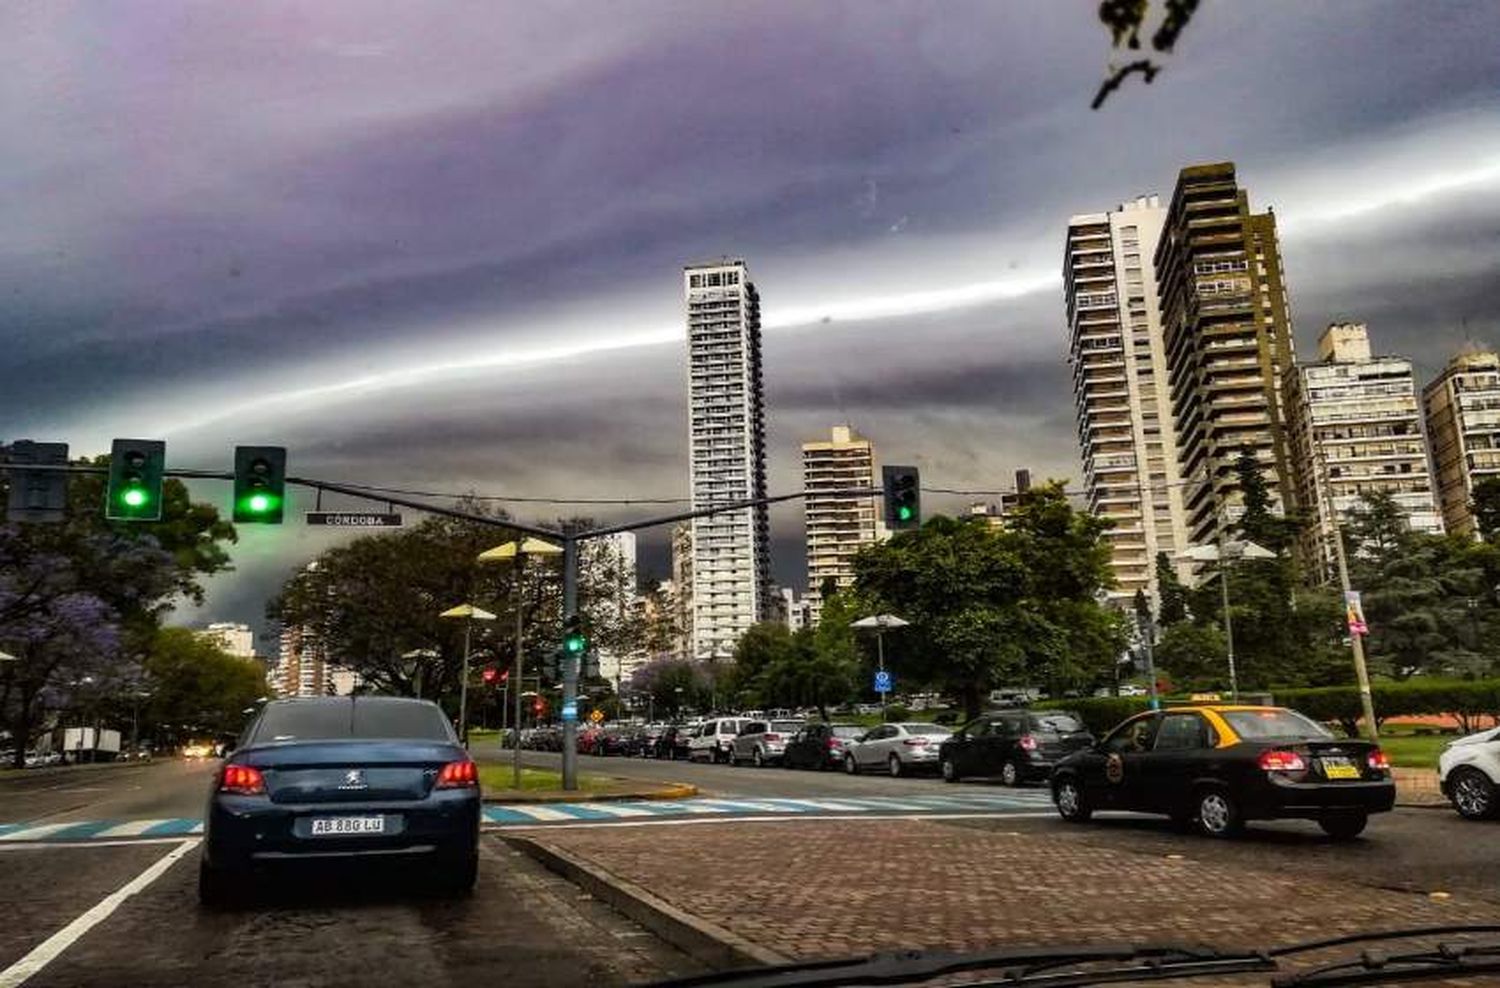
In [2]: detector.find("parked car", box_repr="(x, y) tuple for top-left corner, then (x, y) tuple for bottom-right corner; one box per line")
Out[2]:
(731, 719), (804, 766)
(1050, 705), (1395, 839)
(939, 709), (1093, 785)
(1438, 725), (1500, 819)
(782, 723), (863, 770)
(631, 723), (666, 757)
(652, 724), (694, 761)
(592, 728), (633, 756)
(687, 717), (750, 763)
(843, 723), (953, 776)
(200, 696), (480, 905)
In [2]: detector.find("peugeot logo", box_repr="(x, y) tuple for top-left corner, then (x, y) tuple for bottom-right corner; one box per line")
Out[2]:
(337, 769), (367, 790)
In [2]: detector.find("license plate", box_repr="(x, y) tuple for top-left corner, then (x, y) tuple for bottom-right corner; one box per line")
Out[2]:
(1320, 759), (1360, 780)
(310, 816), (385, 836)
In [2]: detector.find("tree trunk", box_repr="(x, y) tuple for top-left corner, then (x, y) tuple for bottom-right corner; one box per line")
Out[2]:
(10, 684), (37, 769)
(962, 683), (982, 722)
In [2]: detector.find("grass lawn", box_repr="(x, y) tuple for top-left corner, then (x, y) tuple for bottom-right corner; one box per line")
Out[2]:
(476, 764), (613, 794)
(1373, 732), (1452, 769)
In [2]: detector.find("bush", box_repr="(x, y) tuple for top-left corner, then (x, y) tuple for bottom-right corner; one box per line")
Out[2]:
(885, 704), (912, 721)
(1032, 696), (1151, 736)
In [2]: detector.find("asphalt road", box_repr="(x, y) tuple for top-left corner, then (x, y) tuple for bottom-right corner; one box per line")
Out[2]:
(0, 759), (215, 826)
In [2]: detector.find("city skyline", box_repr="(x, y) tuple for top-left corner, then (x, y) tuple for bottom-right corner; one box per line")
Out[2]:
(3, 4), (1498, 632)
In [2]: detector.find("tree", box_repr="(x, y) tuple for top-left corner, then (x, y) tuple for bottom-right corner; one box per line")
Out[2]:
(1092, 0), (1206, 109)
(1, 467), (236, 767)
(1154, 622), (1227, 692)
(1343, 490), (1410, 561)
(1155, 551), (1189, 625)
(626, 657), (709, 717)
(1471, 477), (1500, 542)
(143, 628), (267, 744)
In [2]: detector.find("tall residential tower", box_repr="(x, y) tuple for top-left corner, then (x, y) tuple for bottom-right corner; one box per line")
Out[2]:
(1064, 195), (1189, 602)
(802, 424), (879, 625)
(684, 259), (772, 660)
(1423, 348), (1500, 539)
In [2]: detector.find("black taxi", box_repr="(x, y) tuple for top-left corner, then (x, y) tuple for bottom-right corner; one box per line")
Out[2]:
(1049, 705), (1395, 839)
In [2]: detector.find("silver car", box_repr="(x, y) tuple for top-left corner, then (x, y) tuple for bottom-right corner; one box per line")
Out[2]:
(731, 719), (805, 767)
(687, 717), (750, 764)
(844, 722), (953, 777)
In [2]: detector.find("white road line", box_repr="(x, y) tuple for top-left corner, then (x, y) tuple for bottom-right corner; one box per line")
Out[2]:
(785, 799), (871, 812)
(0, 838), (199, 988)
(489, 811), (1059, 832)
(91, 820), (169, 839)
(580, 803), (658, 817)
(507, 805), (578, 822)
(0, 823), (77, 843)
(0, 837), (190, 851)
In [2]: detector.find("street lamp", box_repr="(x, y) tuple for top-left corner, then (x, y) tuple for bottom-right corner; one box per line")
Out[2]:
(478, 537), (563, 788)
(851, 614), (909, 722)
(1179, 539), (1275, 701)
(439, 604), (497, 746)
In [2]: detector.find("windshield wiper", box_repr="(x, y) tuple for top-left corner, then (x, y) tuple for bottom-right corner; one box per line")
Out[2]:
(650, 943), (1274, 988)
(1270, 924), (1500, 986)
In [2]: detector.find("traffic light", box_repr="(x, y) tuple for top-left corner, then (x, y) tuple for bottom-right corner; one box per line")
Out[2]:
(233, 446), (286, 524)
(107, 439), (165, 521)
(481, 667), (498, 685)
(541, 650), (561, 679)
(882, 464), (921, 531)
(4, 441), (69, 524)
(562, 613), (587, 655)
(533, 697), (545, 716)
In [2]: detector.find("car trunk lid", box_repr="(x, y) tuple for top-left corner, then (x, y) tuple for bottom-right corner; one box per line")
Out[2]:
(241, 741), (462, 804)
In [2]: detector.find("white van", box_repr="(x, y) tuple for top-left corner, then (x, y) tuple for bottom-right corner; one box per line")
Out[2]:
(687, 718), (750, 764)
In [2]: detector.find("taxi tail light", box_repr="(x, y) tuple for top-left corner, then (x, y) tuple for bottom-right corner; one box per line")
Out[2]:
(220, 764), (266, 795)
(1257, 749), (1307, 773)
(1367, 749), (1391, 771)
(1018, 734), (1039, 751)
(436, 759), (478, 789)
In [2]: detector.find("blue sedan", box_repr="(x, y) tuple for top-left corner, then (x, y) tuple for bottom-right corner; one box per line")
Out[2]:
(199, 696), (481, 905)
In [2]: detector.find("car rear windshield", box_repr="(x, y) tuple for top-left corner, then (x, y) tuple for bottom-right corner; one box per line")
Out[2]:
(1029, 713), (1086, 734)
(771, 721), (802, 733)
(1221, 709), (1332, 741)
(905, 724), (952, 736)
(255, 701), (453, 742)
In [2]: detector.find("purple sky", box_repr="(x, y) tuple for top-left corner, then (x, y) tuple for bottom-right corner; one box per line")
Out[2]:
(4, 2), (1499, 640)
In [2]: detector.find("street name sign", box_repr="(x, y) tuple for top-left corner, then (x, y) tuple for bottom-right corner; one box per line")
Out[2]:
(306, 512), (403, 528)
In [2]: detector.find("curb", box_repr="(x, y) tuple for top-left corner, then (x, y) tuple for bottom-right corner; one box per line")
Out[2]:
(505, 834), (788, 970)
(482, 782), (698, 805)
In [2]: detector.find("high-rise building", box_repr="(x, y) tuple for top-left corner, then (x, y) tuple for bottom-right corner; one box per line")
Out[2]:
(274, 623), (328, 697)
(587, 532), (644, 687)
(780, 587), (812, 631)
(1156, 162), (1298, 546)
(1423, 347), (1500, 539)
(684, 259), (771, 660)
(1065, 195), (1189, 602)
(669, 522), (694, 658)
(196, 621), (255, 658)
(802, 424), (879, 625)
(1284, 323), (1443, 574)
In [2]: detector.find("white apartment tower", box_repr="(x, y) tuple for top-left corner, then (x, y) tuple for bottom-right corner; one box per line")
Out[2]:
(1284, 323), (1443, 575)
(1064, 195), (1190, 603)
(802, 424), (879, 625)
(684, 259), (772, 661)
(1423, 347), (1500, 539)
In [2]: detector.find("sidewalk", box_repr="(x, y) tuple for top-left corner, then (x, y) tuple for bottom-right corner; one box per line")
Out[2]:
(518, 819), (1493, 962)
(1394, 766), (1446, 806)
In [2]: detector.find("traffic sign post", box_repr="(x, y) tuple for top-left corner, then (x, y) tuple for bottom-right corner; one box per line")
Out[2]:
(874, 670), (893, 694)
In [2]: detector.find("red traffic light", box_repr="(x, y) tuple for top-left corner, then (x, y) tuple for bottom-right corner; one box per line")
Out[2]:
(499, 668), (510, 683)
(533, 697), (545, 715)
(481, 667), (498, 685)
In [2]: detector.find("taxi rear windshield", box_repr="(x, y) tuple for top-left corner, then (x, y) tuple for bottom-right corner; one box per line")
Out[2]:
(1221, 709), (1332, 741)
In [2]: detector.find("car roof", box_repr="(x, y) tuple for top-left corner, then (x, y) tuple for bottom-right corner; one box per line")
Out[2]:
(262, 695), (438, 709)
(1165, 704), (1283, 714)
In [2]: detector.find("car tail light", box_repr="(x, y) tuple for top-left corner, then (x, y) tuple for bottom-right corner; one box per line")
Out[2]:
(1367, 749), (1391, 771)
(220, 764), (265, 795)
(436, 759), (479, 789)
(1018, 734), (1039, 751)
(826, 737), (842, 749)
(1258, 749), (1306, 773)
(903, 737), (930, 746)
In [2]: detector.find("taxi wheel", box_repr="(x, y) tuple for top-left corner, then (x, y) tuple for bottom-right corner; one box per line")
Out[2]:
(1000, 761), (1020, 787)
(1053, 777), (1092, 823)
(1449, 767), (1499, 820)
(1195, 788), (1244, 838)
(1318, 812), (1368, 841)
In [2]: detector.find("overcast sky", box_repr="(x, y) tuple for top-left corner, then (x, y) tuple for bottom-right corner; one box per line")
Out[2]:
(4, 2), (1499, 642)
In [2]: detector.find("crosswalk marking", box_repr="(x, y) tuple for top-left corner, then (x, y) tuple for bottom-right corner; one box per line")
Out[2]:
(0, 789), (1059, 843)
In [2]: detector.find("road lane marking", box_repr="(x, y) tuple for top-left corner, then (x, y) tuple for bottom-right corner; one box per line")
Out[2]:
(506, 805), (582, 822)
(91, 819), (171, 839)
(574, 803), (661, 818)
(0, 823), (78, 842)
(0, 838), (198, 988)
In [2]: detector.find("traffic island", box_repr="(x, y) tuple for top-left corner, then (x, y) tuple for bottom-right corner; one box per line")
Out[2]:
(478, 765), (696, 803)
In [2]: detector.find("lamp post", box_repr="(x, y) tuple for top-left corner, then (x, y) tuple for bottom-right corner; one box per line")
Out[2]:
(401, 648), (439, 698)
(478, 537), (563, 787)
(851, 614), (909, 722)
(1179, 539), (1274, 701)
(439, 604), (497, 747)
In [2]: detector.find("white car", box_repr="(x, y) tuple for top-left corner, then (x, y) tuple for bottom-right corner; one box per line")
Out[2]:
(1438, 726), (1500, 819)
(687, 717), (750, 764)
(843, 722), (953, 777)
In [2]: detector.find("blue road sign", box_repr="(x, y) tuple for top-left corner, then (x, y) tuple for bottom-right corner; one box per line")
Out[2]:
(561, 702), (578, 722)
(874, 670), (893, 694)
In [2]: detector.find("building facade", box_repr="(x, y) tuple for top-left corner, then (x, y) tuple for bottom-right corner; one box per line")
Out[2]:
(587, 532), (644, 687)
(669, 523), (694, 658)
(779, 587), (812, 632)
(802, 424), (879, 625)
(1284, 323), (1443, 574)
(1156, 162), (1298, 546)
(1065, 195), (1189, 603)
(684, 259), (772, 660)
(196, 622), (255, 658)
(1423, 348), (1500, 539)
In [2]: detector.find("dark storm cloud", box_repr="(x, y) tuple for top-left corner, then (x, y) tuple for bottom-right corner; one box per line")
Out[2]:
(6, 1), (1500, 633)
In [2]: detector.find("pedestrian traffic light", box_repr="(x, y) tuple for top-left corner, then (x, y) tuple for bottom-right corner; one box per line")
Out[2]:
(106, 439), (165, 521)
(562, 613), (587, 655)
(533, 697), (545, 716)
(4, 441), (69, 524)
(233, 446), (286, 524)
(882, 464), (921, 531)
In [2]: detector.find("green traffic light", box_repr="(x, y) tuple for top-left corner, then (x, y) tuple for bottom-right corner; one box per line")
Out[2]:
(122, 488), (148, 508)
(248, 493), (272, 513)
(897, 505), (913, 521)
(565, 634), (586, 654)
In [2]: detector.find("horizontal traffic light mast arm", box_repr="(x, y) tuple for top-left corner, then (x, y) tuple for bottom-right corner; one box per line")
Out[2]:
(576, 488), (880, 541)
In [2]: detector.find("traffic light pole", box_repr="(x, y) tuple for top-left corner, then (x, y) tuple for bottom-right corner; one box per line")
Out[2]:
(561, 537), (580, 792)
